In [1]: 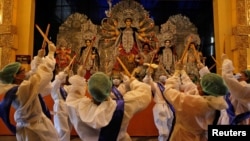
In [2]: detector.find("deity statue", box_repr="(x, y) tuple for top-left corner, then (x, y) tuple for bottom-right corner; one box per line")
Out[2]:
(55, 38), (72, 73)
(157, 32), (178, 75)
(79, 39), (100, 80)
(182, 33), (203, 83)
(99, 1), (156, 74)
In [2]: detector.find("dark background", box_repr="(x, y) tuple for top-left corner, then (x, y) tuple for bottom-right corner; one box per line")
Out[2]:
(34, 0), (215, 70)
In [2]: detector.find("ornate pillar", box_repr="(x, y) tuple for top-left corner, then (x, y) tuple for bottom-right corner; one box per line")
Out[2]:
(0, 0), (16, 69)
(232, 0), (250, 71)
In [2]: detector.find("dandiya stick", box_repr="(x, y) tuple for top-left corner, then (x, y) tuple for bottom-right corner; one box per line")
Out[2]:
(146, 41), (159, 73)
(116, 56), (131, 77)
(150, 38), (160, 64)
(35, 24), (50, 44)
(68, 54), (77, 67)
(211, 55), (219, 66)
(41, 24), (50, 49)
(180, 44), (189, 62)
(209, 63), (216, 71)
(82, 45), (92, 66)
(64, 55), (76, 75)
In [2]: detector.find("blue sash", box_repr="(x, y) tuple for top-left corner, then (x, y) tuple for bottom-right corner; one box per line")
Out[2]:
(157, 82), (175, 113)
(0, 86), (52, 134)
(225, 93), (250, 125)
(0, 86), (18, 134)
(59, 87), (67, 101)
(157, 82), (175, 141)
(38, 94), (51, 119)
(98, 86), (124, 141)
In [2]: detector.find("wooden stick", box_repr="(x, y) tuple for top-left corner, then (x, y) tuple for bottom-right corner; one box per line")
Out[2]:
(150, 42), (159, 64)
(180, 44), (189, 62)
(41, 24), (50, 49)
(63, 55), (76, 74)
(209, 63), (216, 70)
(83, 46), (93, 66)
(69, 54), (77, 67)
(211, 55), (219, 65)
(35, 24), (50, 44)
(146, 43), (159, 73)
(116, 56), (131, 77)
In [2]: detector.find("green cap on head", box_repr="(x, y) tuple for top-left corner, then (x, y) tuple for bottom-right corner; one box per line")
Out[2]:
(241, 70), (250, 84)
(0, 62), (21, 84)
(200, 73), (228, 96)
(88, 72), (112, 102)
(243, 70), (250, 78)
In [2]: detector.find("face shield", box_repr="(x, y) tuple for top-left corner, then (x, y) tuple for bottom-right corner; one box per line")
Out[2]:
(159, 75), (167, 83)
(112, 78), (121, 86)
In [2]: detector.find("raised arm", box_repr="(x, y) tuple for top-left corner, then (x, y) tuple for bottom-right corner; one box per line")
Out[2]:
(221, 54), (250, 99)
(17, 42), (56, 104)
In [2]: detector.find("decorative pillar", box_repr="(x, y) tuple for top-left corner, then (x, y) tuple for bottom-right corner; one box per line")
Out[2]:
(0, 0), (16, 69)
(232, 0), (250, 71)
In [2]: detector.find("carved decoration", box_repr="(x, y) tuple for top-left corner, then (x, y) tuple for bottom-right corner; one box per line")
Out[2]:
(57, 13), (86, 73)
(233, 0), (250, 71)
(110, 0), (150, 28)
(158, 21), (177, 47)
(234, 35), (248, 71)
(3, 0), (12, 25)
(0, 25), (16, 34)
(165, 14), (198, 58)
(59, 13), (88, 32)
(81, 20), (99, 46)
(157, 14), (198, 60)
(0, 0), (15, 69)
(0, 34), (14, 47)
(98, 0), (156, 75)
(1, 46), (12, 68)
(56, 12), (101, 74)
(184, 33), (201, 47)
(56, 1), (201, 78)
(247, 0), (250, 25)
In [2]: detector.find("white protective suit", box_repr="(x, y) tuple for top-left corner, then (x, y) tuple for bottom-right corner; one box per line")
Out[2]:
(163, 70), (228, 141)
(143, 74), (174, 141)
(218, 57), (250, 125)
(0, 47), (59, 141)
(26, 52), (52, 97)
(66, 76), (151, 141)
(51, 71), (72, 141)
(110, 77), (129, 99)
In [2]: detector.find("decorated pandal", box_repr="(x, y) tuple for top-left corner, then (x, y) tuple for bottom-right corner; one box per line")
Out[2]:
(55, 0), (205, 81)
(49, 0), (206, 136)
(0, 0), (207, 136)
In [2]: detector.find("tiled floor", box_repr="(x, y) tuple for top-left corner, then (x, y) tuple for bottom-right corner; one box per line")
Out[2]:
(0, 136), (158, 141)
